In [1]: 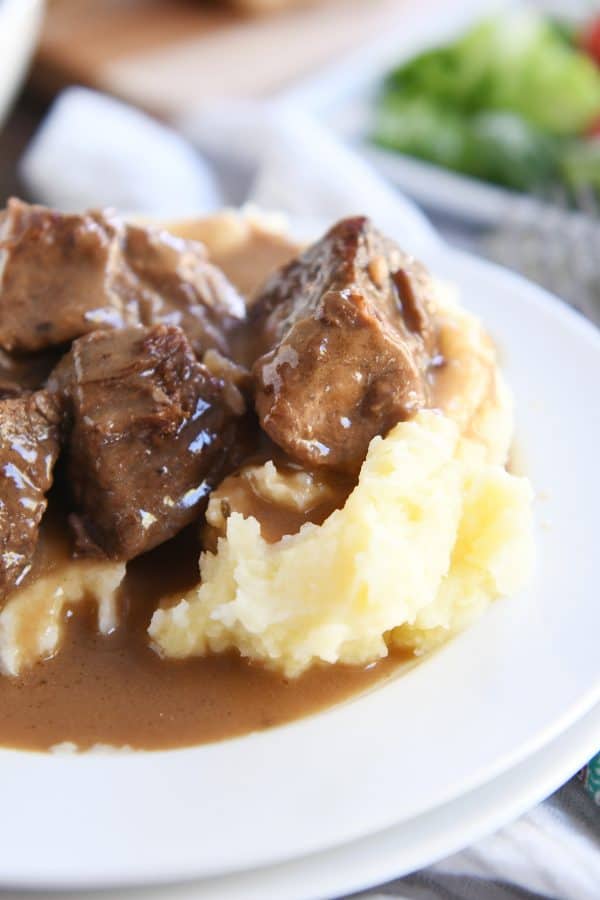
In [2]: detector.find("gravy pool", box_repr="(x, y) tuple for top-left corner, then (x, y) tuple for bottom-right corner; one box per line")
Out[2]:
(0, 527), (407, 752)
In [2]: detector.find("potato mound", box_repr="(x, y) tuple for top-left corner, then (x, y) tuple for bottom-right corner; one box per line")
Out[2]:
(149, 411), (534, 676)
(0, 559), (125, 676)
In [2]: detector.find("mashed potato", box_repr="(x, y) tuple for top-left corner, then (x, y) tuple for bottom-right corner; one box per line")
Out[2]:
(0, 560), (125, 676)
(149, 272), (534, 676)
(149, 411), (534, 676)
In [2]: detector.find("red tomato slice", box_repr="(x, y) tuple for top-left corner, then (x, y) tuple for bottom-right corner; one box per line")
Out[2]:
(586, 114), (600, 137)
(580, 16), (600, 66)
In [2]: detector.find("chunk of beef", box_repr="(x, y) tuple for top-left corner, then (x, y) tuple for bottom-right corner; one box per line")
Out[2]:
(0, 391), (62, 598)
(251, 217), (439, 473)
(0, 199), (138, 352)
(0, 199), (245, 357)
(123, 224), (245, 357)
(64, 325), (250, 560)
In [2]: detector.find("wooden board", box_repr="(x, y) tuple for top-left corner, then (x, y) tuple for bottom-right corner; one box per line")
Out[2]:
(33, 0), (418, 120)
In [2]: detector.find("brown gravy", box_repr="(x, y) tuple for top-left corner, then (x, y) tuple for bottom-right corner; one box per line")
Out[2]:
(0, 527), (407, 753)
(204, 450), (355, 546)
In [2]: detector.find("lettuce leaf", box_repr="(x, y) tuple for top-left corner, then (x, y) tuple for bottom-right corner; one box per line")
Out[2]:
(382, 12), (600, 136)
(560, 138), (600, 192)
(373, 96), (560, 191)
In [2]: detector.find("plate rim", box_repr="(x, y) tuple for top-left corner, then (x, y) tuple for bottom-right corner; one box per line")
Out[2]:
(0, 244), (599, 888)
(87, 701), (600, 900)
(281, 0), (575, 227)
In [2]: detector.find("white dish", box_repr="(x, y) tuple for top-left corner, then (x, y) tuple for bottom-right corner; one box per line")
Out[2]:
(283, 0), (590, 226)
(359, 146), (526, 228)
(0, 0), (45, 130)
(15, 701), (598, 900)
(0, 240), (599, 889)
(293, 83), (536, 227)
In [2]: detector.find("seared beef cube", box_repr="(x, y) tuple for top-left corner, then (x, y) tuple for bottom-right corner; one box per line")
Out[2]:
(0, 199), (138, 352)
(0, 199), (245, 358)
(66, 325), (248, 560)
(0, 391), (62, 597)
(124, 225), (245, 357)
(251, 217), (438, 473)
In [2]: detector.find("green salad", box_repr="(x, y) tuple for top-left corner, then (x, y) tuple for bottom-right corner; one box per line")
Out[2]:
(373, 11), (600, 194)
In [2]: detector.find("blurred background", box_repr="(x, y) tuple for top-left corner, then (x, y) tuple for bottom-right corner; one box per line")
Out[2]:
(3, 0), (443, 201)
(1, 0), (599, 301)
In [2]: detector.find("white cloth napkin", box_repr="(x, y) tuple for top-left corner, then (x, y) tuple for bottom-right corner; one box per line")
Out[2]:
(18, 87), (599, 900)
(21, 88), (221, 216)
(21, 87), (438, 257)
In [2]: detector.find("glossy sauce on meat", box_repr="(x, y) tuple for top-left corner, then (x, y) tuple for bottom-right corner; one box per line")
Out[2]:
(60, 325), (250, 559)
(250, 218), (439, 473)
(0, 199), (244, 357)
(0, 391), (62, 596)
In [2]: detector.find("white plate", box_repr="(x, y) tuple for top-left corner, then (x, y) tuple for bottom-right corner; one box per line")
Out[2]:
(282, 4), (515, 227)
(11, 701), (597, 900)
(1, 242), (599, 889)
(358, 146), (527, 228)
(293, 82), (538, 227)
(283, 0), (590, 226)
(171, 701), (600, 900)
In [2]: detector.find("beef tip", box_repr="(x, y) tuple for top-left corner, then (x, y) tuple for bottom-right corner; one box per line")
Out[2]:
(0, 199), (245, 357)
(64, 325), (250, 560)
(251, 217), (439, 473)
(0, 198), (139, 352)
(123, 224), (245, 357)
(0, 390), (62, 598)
